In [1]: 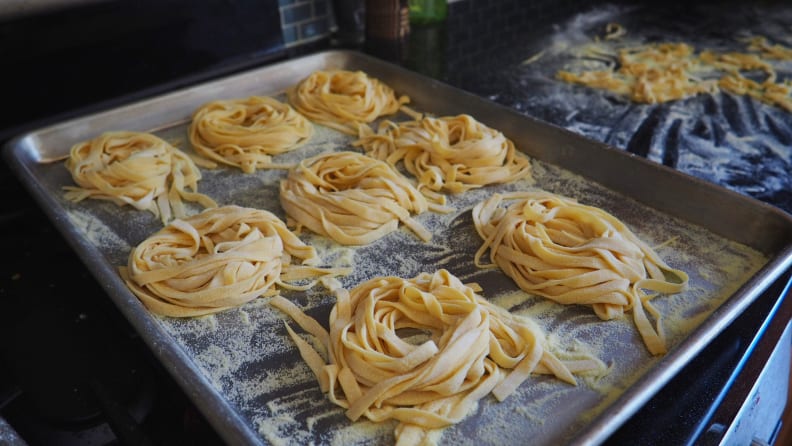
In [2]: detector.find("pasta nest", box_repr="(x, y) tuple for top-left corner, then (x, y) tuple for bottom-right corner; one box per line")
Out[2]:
(120, 205), (348, 317)
(354, 114), (532, 196)
(472, 191), (689, 355)
(189, 96), (314, 173)
(64, 131), (217, 224)
(279, 151), (436, 245)
(287, 69), (410, 135)
(271, 269), (605, 445)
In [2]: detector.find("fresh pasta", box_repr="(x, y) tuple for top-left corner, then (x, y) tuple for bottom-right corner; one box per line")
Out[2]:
(120, 205), (350, 317)
(287, 69), (412, 135)
(354, 114), (532, 198)
(472, 191), (689, 355)
(557, 42), (717, 104)
(556, 30), (792, 110)
(189, 95), (314, 173)
(279, 151), (447, 245)
(271, 269), (605, 446)
(64, 131), (217, 224)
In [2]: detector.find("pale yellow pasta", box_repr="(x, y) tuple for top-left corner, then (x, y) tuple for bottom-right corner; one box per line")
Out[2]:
(280, 151), (445, 245)
(558, 42), (718, 104)
(556, 31), (792, 111)
(699, 49), (792, 112)
(63, 131), (217, 224)
(271, 269), (605, 446)
(189, 96), (314, 173)
(354, 114), (532, 197)
(287, 69), (411, 135)
(472, 191), (689, 355)
(120, 205), (350, 317)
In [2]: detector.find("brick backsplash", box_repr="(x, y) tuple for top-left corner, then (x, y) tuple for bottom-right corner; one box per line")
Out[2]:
(279, 0), (335, 46)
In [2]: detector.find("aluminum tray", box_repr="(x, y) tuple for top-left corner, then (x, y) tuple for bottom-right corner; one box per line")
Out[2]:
(4, 50), (792, 446)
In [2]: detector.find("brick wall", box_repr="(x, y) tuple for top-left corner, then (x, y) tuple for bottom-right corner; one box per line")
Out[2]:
(279, 0), (335, 46)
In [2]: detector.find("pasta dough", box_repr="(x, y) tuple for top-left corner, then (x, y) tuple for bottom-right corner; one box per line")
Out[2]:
(64, 131), (217, 224)
(287, 69), (411, 135)
(271, 269), (605, 446)
(120, 205), (349, 317)
(280, 151), (445, 245)
(354, 114), (532, 198)
(472, 191), (689, 355)
(189, 95), (314, 173)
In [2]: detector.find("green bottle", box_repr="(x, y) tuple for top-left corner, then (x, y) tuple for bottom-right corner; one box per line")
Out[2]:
(408, 0), (447, 25)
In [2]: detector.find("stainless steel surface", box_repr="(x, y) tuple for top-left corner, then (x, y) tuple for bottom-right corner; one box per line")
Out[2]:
(0, 416), (27, 446)
(3, 50), (792, 445)
(0, 0), (110, 19)
(718, 320), (790, 445)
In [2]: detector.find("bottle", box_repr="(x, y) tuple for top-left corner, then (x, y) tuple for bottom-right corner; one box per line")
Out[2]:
(365, 0), (410, 41)
(364, 0), (409, 65)
(408, 0), (447, 25)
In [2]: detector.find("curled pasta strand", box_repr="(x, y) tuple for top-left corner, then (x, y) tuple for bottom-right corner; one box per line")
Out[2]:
(189, 96), (314, 173)
(120, 205), (350, 317)
(472, 191), (689, 355)
(279, 151), (443, 245)
(271, 269), (605, 445)
(287, 69), (410, 135)
(64, 131), (217, 224)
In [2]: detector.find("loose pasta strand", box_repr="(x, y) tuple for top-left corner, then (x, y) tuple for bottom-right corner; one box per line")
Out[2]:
(556, 31), (792, 111)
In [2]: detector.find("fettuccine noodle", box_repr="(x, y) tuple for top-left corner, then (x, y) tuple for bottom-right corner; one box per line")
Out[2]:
(120, 205), (350, 317)
(354, 114), (532, 198)
(280, 151), (447, 245)
(271, 269), (605, 446)
(189, 96), (314, 173)
(64, 131), (217, 224)
(287, 69), (412, 135)
(472, 191), (689, 355)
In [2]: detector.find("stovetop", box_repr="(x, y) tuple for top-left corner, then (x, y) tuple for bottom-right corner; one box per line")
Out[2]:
(1, 0), (791, 445)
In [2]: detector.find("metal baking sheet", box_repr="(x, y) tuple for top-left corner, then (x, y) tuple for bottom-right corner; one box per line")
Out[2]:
(4, 50), (792, 446)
